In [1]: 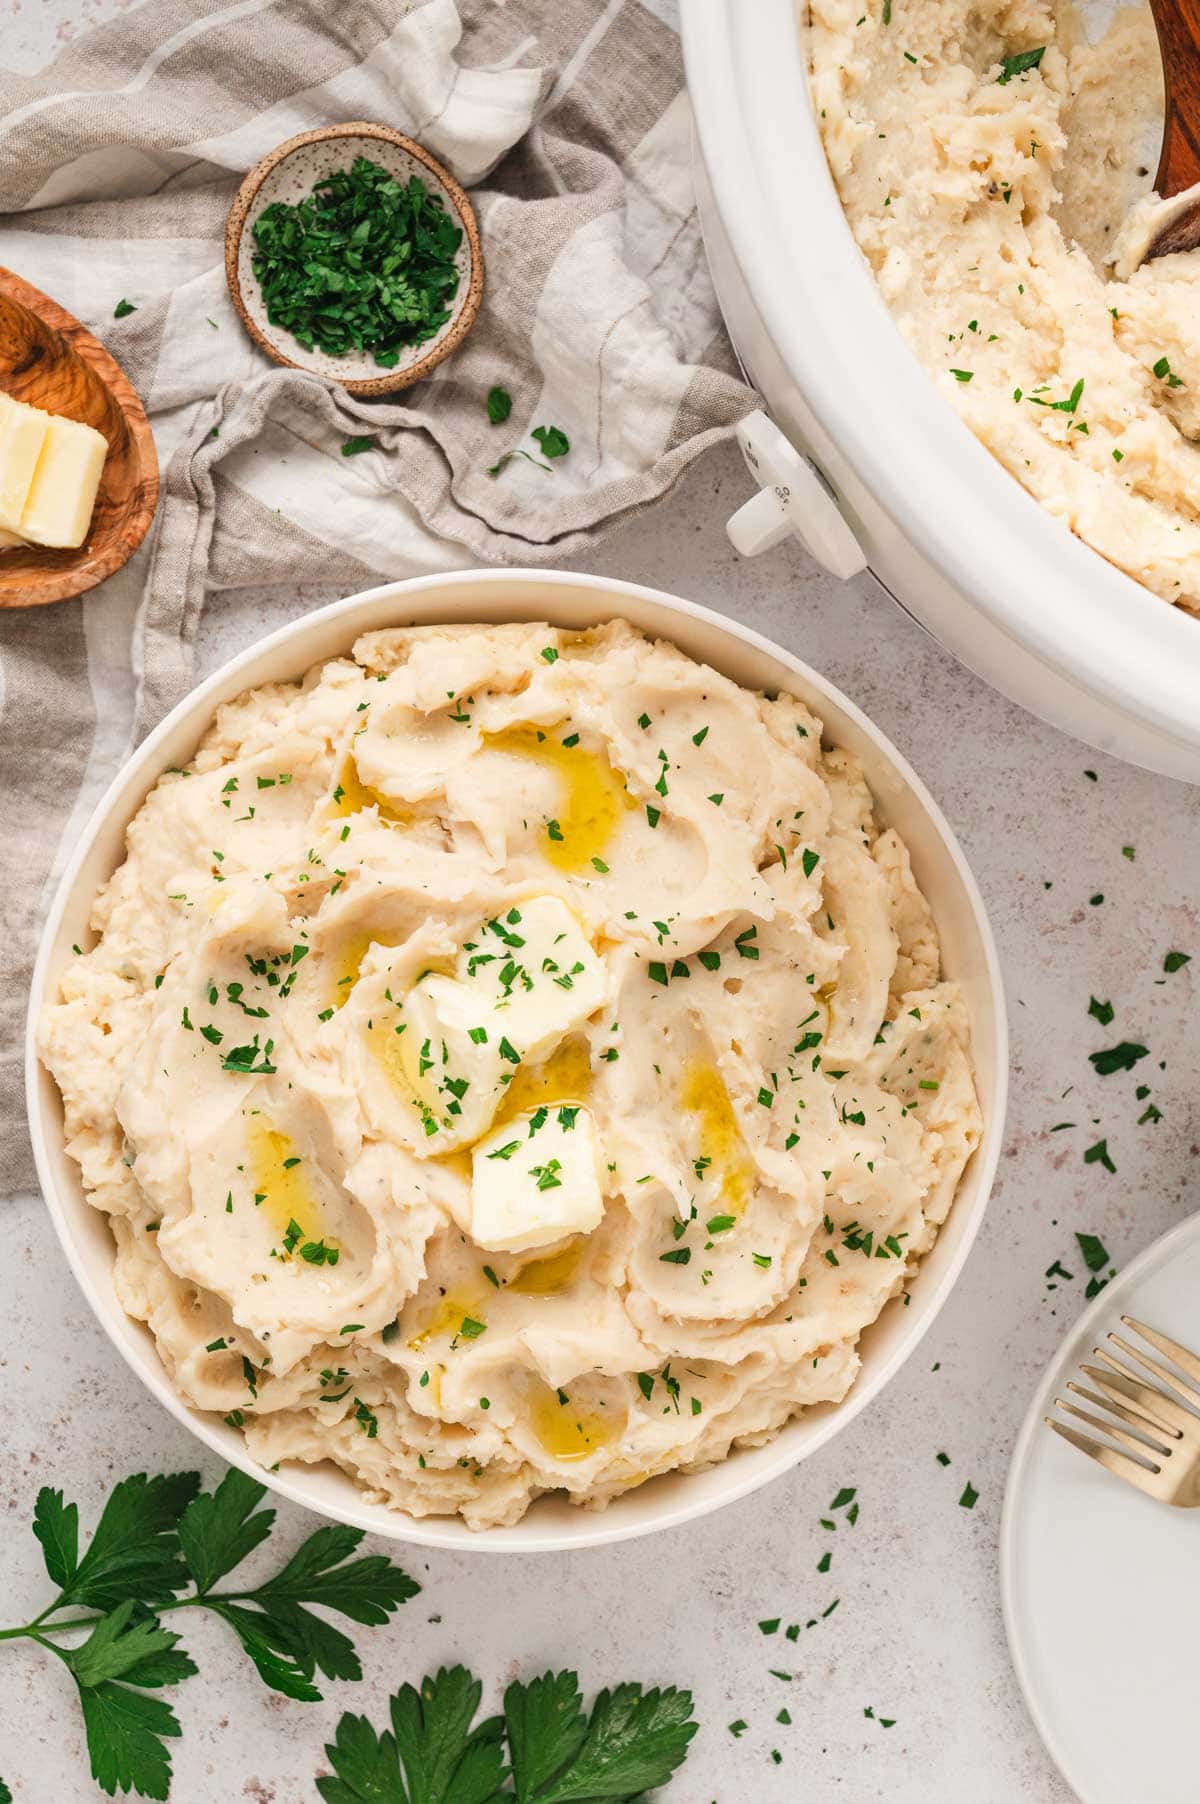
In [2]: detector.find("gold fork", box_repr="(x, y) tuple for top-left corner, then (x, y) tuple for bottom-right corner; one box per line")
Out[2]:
(1044, 1315), (1200, 1506)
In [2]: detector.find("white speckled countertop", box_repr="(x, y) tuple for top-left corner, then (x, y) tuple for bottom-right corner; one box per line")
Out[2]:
(3, 4), (1199, 1802)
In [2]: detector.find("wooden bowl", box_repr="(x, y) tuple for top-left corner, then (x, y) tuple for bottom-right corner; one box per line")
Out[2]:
(224, 122), (484, 397)
(0, 269), (159, 610)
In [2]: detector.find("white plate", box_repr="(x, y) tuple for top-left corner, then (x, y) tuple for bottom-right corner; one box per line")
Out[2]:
(1001, 1212), (1200, 1804)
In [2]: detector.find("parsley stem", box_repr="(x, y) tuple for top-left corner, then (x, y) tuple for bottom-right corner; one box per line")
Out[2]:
(0, 1613), (105, 1637)
(0, 1588), (293, 1643)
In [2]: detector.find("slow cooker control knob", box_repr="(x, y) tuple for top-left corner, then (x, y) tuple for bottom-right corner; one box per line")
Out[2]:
(727, 410), (867, 581)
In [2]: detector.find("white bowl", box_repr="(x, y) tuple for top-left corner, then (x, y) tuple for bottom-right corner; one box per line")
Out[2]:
(26, 570), (1007, 1552)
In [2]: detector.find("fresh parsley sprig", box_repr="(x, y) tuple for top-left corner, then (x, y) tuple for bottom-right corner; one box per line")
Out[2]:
(3, 1468), (418, 1799)
(317, 1664), (698, 1802)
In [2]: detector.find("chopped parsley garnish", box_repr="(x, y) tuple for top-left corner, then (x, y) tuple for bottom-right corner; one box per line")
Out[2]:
(1083, 1138), (1116, 1173)
(1153, 356), (1184, 388)
(219, 1035), (276, 1075)
(1075, 1232), (1110, 1272)
(531, 425), (570, 459)
(250, 157), (462, 367)
(1089, 1041), (1148, 1076)
(997, 46), (1045, 83)
(486, 385), (513, 424)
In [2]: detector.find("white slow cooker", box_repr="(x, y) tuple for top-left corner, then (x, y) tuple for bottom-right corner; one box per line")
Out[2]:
(681, 0), (1200, 783)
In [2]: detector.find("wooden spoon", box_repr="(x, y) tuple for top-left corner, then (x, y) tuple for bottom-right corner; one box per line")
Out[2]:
(0, 268), (159, 609)
(1145, 0), (1200, 258)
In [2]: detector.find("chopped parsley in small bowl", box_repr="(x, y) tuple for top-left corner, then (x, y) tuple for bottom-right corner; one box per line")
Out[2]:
(224, 122), (483, 396)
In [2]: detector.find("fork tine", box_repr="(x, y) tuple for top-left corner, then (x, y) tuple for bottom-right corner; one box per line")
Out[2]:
(1122, 1316), (1200, 1391)
(1064, 1382), (1177, 1455)
(1056, 1397), (1169, 1464)
(1085, 1356), (1198, 1437)
(1107, 1332), (1200, 1413)
(1044, 1416), (1168, 1500)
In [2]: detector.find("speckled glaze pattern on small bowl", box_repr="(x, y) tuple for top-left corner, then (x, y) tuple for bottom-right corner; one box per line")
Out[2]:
(224, 122), (483, 397)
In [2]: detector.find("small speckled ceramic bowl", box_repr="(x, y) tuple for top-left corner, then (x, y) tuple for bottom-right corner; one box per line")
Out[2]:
(224, 122), (483, 397)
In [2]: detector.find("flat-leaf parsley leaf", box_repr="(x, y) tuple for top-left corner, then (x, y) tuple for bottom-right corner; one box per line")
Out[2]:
(531, 425), (569, 459)
(316, 1664), (698, 1803)
(3, 1466), (418, 1798)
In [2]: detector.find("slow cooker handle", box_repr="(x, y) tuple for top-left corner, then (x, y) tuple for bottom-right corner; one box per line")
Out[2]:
(727, 410), (867, 581)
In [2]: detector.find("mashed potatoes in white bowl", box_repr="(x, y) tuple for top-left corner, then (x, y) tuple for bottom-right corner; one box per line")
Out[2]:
(27, 570), (1005, 1551)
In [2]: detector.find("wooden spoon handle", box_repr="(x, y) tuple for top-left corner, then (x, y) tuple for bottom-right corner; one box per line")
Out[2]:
(1150, 0), (1200, 195)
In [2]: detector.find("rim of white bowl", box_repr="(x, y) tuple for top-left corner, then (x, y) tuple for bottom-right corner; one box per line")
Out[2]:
(26, 569), (1008, 1553)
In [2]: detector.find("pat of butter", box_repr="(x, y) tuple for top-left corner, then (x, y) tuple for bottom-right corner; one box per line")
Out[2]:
(456, 896), (607, 1062)
(470, 1104), (604, 1253)
(397, 973), (509, 1152)
(0, 527), (26, 549)
(20, 412), (108, 549)
(387, 895), (609, 1154)
(0, 394), (48, 532)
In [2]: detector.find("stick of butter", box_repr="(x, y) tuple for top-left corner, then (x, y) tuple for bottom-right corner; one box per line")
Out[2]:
(19, 412), (109, 550)
(0, 394), (49, 533)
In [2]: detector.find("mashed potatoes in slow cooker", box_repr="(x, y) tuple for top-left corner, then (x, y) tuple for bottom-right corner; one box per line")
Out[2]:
(41, 621), (980, 1527)
(810, 0), (1200, 611)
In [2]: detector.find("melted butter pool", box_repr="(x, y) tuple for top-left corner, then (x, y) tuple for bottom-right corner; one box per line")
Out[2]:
(246, 1121), (326, 1243)
(329, 931), (400, 1010)
(493, 1035), (593, 1127)
(366, 1007), (419, 1102)
(527, 1379), (621, 1463)
(482, 724), (634, 873)
(406, 1291), (485, 1352)
(681, 1059), (756, 1215)
(510, 1239), (584, 1296)
(329, 752), (409, 825)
